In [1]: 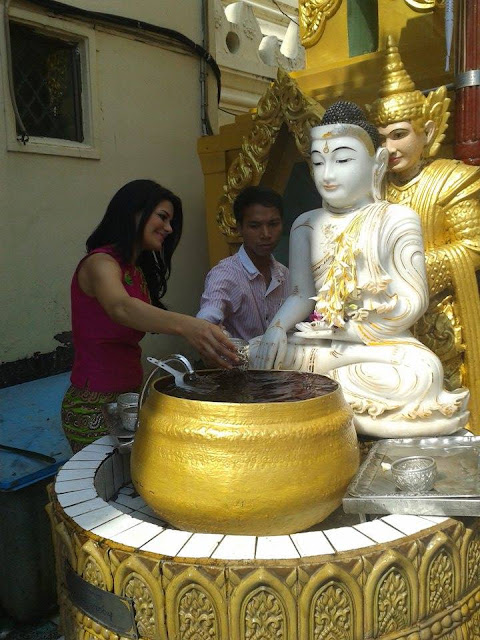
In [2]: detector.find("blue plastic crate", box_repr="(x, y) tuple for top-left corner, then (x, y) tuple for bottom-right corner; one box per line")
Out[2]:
(0, 372), (73, 491)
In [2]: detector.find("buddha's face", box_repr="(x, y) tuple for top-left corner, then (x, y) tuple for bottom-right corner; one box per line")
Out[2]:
(311, 134), (375, 210)
(377, 121), (427, 180)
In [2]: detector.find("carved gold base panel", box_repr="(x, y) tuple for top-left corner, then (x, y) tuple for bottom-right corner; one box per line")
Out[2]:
(48, 440), (480, 640)
(49, 505), (480, 640)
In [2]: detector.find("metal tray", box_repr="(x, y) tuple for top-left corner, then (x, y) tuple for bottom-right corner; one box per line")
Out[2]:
(343, 435), (480, 518)
(102, 403), (136, 441)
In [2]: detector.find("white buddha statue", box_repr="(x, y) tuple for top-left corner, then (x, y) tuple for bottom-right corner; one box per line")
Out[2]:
(251, 101), (469, 438)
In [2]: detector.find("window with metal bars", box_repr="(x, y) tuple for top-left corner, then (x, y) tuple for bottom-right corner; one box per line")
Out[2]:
(10, 22), (83, 142)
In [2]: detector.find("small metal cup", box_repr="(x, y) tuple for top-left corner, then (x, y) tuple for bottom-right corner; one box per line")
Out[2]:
(229, 338), (249, 370)
(391, 456), (437, 493)
(117, 392), (139, 412)
(120, 406), (138, 432)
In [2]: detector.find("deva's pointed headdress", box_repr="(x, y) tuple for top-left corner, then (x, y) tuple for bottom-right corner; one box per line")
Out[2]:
(368, 36), (450, 157)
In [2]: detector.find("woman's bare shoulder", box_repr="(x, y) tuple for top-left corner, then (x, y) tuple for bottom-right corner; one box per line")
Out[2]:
(78, 252), (123, 293)
(81, 251), (120, 271)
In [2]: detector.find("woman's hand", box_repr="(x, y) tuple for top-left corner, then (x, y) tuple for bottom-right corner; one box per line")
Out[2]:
(180, 317), (238, 369)
(252, 325), (287, 370)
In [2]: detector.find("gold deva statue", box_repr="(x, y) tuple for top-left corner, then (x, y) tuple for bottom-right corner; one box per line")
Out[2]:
(369, 36), (480, 432)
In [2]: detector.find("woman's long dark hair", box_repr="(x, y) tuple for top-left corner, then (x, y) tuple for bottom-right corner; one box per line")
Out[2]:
(86, 179), (183, 308)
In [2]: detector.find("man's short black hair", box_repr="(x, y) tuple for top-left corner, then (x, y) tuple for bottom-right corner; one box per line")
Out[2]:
(233, 186), (284, 225)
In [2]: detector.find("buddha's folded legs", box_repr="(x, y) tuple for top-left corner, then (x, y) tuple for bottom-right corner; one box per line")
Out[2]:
(276, 336), (470, 438)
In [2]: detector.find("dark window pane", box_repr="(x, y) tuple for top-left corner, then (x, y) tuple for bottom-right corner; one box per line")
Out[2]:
(10, 22), (83, 142)
(347, 0), (378, 57)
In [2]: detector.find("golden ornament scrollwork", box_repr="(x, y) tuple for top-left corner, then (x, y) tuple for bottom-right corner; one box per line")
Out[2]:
(114, 556), (166, 639)
(178, 586), (218, 640)
(376, 568), (410, 634)
(299, 564), (363, 639)
(463, 607), (480, 639)
(467, 535), (480, 591)
(164, 565), (228, 639)
(424, 86), (450, 158)
(313, 582), (353, 640)
(428, 550), (454, 613)
(83, 557), (106, 590)
(124, 574), (156, 638)
(299, 0), (342, 48)
(244, 587), (286, 640)
(78, 540), (113, 592)
(404, 0), (445, 11)
(217, 68), (324, 239)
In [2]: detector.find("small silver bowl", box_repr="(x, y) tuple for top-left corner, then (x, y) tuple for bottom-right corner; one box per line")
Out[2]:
(391, 456), (437, 493)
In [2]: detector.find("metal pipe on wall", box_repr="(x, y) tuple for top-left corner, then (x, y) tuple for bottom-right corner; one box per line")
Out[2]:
(454, 0), (480, 165)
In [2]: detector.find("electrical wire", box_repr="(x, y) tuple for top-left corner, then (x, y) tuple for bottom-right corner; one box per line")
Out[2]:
(270, 0), (299, 27)
(200, 0), (213, 136)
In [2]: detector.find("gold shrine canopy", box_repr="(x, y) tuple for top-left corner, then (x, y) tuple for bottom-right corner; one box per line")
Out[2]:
(198, 0), (453, 264)
(217, 70), (324, 241)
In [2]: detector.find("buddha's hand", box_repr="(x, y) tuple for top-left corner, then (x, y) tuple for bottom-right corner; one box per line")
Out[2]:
(252, 325), (287, 370)
(294, 321), (333, 339)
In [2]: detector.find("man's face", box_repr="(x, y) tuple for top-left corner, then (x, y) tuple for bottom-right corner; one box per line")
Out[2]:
(377, 121), (426, 178)
(239, 204), (283, 260)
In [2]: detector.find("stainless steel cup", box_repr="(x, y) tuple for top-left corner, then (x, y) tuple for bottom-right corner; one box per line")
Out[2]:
(229, 338), (249, 370)
(117, 392), (139, 412)
(120, 406), (138, 431)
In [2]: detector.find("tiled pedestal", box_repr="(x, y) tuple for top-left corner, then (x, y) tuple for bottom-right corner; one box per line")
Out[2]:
(48, 437), (480, 639)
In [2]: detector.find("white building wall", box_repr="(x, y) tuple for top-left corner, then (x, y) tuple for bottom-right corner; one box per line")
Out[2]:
(1, 0), (304, 375)
(1, 0), (212, 369)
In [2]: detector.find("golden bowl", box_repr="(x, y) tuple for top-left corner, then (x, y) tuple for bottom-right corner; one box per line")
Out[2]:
(130, 371), (359, 536)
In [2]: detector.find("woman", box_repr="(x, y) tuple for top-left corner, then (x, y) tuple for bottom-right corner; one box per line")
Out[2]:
(62, 179), (236, 451)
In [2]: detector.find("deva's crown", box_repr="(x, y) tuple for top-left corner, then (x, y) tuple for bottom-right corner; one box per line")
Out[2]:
(368, 35), (450, 157)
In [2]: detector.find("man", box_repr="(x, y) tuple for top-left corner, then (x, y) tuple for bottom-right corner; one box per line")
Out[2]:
(197, 186), (289, 340)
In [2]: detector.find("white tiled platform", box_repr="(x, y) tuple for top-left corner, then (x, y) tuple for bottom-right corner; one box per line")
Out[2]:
(54, 437), (449, 561)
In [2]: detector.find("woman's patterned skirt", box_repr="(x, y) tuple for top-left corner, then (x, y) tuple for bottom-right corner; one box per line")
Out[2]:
(62, 385), (121, 453)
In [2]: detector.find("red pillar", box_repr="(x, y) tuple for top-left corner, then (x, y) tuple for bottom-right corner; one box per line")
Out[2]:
(454, 0), (480, 165)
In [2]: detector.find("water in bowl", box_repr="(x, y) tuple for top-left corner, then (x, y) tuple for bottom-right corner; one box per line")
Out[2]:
(158, 370), (337, 403)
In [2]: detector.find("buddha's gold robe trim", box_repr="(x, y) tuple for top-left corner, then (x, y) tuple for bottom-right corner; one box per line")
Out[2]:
(386, 158), (480, 430)
(299, 0), (342, 48)
(217, 69), (324, 238)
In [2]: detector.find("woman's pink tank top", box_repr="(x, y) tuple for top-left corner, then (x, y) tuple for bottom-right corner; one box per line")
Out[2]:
(70, 246), (150, 392)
